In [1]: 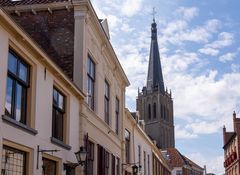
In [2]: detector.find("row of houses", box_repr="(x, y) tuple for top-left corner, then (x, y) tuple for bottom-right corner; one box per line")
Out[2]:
(0, 0), (171, 174)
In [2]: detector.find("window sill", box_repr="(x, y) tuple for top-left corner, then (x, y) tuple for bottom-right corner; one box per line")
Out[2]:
(2, 115), (38, 135)
(50, 137), (71, 150)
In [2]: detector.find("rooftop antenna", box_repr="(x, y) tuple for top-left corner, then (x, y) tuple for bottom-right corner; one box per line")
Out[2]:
(152, 7), (157, 22)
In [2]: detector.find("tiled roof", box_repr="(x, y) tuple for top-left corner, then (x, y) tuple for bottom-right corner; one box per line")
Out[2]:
(223, 132), (236, 148)
(165, 148), (185, 168)
(0, 0), (68, 6)
(164, 148), (203, 170)
(4, 8), (75, 79)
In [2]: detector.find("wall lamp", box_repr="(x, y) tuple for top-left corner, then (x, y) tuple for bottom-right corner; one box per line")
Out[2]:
(64, 146), (87, 171)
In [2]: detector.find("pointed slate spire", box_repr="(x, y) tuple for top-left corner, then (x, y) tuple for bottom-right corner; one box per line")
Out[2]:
(146, 18), (165, 94)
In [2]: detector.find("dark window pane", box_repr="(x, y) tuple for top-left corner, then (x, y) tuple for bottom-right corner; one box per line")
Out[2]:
(8, 52), (17, 74)
(53, 89), (58, 106)
(5, 77), (13, 116)
(18, 62), (28, 83)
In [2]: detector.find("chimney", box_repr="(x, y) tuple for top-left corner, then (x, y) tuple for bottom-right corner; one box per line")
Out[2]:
(223, 125), (227, 145)
(233, 111), (237, 132)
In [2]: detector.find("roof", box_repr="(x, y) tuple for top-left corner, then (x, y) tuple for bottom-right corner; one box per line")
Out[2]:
(223, 132), (236, 149)
(146, 20), (165, 94)
(0, 0), (68, 6)
(164, 148), (203, 170)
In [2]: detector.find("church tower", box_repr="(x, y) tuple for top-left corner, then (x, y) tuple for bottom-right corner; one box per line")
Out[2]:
(136, 18), (175, 149)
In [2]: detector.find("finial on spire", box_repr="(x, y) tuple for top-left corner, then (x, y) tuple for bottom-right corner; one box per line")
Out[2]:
(152, 7), (156, 22)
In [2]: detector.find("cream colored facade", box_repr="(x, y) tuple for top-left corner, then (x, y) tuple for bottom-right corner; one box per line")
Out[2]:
(0, 8), (85, 175)
(0, 0), (170, 175)
(123, 110), (171, 175)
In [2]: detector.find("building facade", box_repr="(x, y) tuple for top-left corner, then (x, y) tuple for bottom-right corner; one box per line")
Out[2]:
(162, 148), (204, 175)
(223, 112), (239, 175)
(136, 19), (174, 149)
(0, 0), (171, 175)
(124, 110), (171, 175)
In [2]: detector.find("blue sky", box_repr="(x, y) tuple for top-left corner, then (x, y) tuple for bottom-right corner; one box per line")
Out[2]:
(91, 0), (240, 174)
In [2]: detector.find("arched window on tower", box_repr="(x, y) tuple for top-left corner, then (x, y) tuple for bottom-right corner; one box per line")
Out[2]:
(148, 104), (151, 120)
(153, 103), (157, 118)
(164, 106), (166, 120)
(161, 104), (163, 118)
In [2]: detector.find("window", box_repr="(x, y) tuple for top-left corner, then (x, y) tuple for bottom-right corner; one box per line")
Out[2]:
(153, 103), (156, 118)
(1, 146), (26, 175)
(52, 88), (65, 141)
(87, 56), (95, 110)
(138, 145), (141, 166)
(115, 98), (120, 134)
(144, 151), (146, 175)
(176, 170), (182, 175)
(148, 104), (151, 120)
(42, 157), (57, 175)
(161, 104), (163, 118)
(87, 141), (94, 175)
(125, 129), (130, 163)
(104, 80), (110, 125)
(147, 155), (150, 175)
(104, 151), (109, 175)
(116, 157), (120, 175)
(111, 154), (115, 175)
(5, 50), (29, 124)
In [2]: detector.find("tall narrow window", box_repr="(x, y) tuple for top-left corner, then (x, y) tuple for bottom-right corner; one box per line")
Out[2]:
(161, 104), (163, 118)
(52, 88), (65, 141)
(5, 50), (29, 124)
(125, 129), (130, 163)
(115, 98), (120, 134)
(116, 157), (120, 175)
(138, 145), (141, 166)
(104, 80), (110, 125)
(144, 151), (146, 175)
(1, 146), (26, 175)
(153, 103), (156, 118)
(87, 141), (94, 175)
(111, 154), (115, 175)
(105, 151), (109, 175)
(148, 104), (151, 120)
(87, 56), (95, 110)
(147, 155), (150, 175)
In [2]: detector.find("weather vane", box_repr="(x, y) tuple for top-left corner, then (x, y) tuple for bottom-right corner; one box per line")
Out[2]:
(152, 7), (156, 22)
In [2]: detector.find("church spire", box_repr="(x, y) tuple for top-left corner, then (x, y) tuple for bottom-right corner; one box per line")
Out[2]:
(146, 17), (165, 94)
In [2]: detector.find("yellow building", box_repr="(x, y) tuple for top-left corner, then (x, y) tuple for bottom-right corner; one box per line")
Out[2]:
(0, 0), (170, 174)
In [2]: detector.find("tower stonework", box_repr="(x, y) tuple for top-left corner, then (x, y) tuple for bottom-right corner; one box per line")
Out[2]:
(136, 19), (175, 149)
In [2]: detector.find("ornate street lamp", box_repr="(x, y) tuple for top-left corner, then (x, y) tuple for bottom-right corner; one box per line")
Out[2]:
(75, 146), (87, 166)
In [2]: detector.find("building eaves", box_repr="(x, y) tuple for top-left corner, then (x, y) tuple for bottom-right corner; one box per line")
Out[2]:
(0, 0), (68, 6)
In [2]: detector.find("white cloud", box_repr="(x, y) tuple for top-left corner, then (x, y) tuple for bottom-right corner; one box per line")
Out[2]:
(186, 153), (224, 174)
(175, 125), (198, 139)
(198, 47), (219, 56)
(219, 52), (236, 62)
(231, 64), (240, 72)
(159, 19), (221, 45)
(207, 32), (234, 49)
(121, 0), (143, 17)
(186, 121), (221, 135)
(176, 7), (199, 21)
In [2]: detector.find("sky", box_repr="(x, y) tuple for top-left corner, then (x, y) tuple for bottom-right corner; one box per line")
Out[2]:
(91, 0), (240, 174)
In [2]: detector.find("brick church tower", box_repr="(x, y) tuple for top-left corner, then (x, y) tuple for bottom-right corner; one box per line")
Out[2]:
(136, 18), (175, 149)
